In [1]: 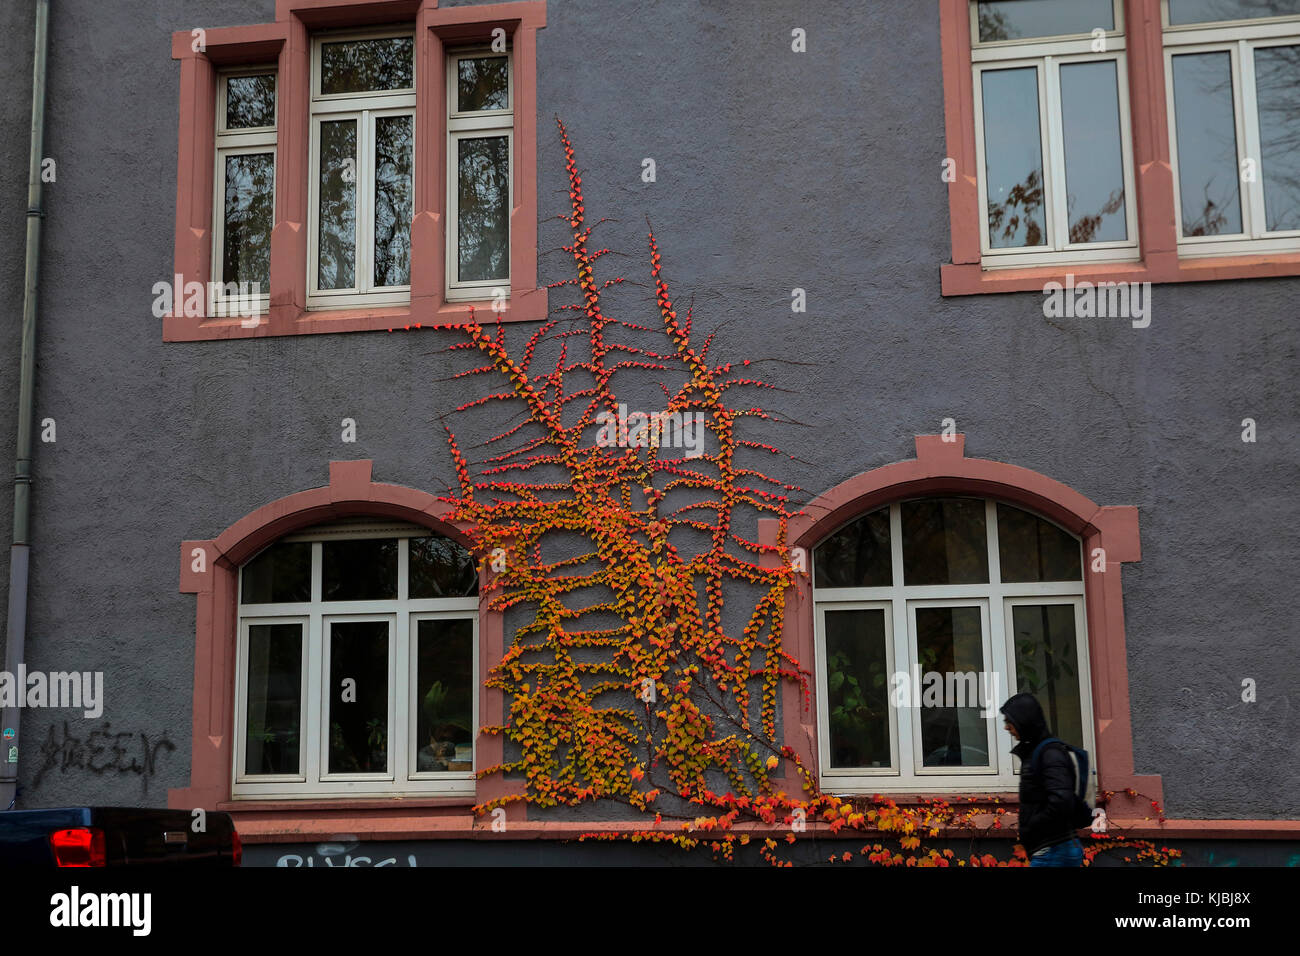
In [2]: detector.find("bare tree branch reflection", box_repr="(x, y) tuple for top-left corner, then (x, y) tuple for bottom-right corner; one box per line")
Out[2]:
(988, 168), (1046, 247)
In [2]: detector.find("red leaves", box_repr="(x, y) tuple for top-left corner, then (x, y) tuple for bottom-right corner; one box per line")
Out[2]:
(439, 121), (1183, 872)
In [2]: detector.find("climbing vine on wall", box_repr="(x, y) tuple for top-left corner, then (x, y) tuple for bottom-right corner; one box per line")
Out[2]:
(418, 119), (1178, 867)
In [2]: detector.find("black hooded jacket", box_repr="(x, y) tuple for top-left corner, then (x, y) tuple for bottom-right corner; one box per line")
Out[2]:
(1000, 693), (1079, 854)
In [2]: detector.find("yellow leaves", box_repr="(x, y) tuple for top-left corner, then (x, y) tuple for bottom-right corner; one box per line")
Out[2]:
(765, 755), (779, 770)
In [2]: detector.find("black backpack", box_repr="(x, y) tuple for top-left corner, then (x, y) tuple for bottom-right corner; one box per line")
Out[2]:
(1027, 737), (1095, 831)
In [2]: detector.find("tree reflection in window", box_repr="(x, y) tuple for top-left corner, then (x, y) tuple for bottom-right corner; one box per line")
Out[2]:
(226, 74), (275, 129)
(318, 119), (357, 290)
(320, 36), (413, 94)
(1254, 44), (1300, 231)
(457, 56), (509, 112)
(458, 135), (510, 282)
(373, 115), (413, 287)
(223, 153), (273, 286)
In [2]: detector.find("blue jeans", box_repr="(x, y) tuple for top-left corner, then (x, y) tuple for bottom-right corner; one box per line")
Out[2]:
(1029, 837), (1083, 867)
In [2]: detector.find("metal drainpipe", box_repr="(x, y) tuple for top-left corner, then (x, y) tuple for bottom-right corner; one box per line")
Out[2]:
(2, 0), (51, 811)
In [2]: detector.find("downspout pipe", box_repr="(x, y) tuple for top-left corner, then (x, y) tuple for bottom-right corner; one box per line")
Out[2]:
(2, 0), (51, 811)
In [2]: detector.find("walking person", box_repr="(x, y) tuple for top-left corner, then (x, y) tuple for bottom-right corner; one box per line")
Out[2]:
(1000, 692), (1085, 867)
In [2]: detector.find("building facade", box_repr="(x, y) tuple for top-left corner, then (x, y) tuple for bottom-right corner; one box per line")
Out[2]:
(1, 0), (1297, 866)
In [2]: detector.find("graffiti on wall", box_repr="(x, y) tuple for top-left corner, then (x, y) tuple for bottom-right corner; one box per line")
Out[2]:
(32, 720), (176, 792)
(275, 852), (420, 867)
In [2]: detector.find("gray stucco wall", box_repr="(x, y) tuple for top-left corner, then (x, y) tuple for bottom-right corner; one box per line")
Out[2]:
(0, 0), (1295, 822)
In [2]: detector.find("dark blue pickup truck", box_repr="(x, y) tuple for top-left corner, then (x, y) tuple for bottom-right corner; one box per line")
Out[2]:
(0, 808), (240, 866)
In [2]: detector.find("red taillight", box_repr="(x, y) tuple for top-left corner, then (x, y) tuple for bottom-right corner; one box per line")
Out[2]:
(231, 828), (242, 866)
(49, 827), (106, 867)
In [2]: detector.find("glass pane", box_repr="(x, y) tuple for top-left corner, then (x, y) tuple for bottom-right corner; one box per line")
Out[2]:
(1168, 0), (1300, 25)
(320, 36), (414, 94)
(322, 538), (397, 601)
(409, 536), (479, 598)
(915, 606), (990, 768)
(1254, 45), (1300, 232)
(317, 118), (357, 289)
(1171, 52), (1243, 236)
(997, 504), (1082, 582)
(244, 623), (302, 775)
(457, 56), (509, 112)
(415, 618), (474, 772)
(328, 620), (389, 774)
(1060, 60), (1128, 243)
(813, 508), (891, 588)
(901, 499), (989, 586)
(241, 541), (311, 604)
(458, 135), (510, 282)
(825, 609), (891, 769)
(1011, 605), (1084, 749)
(226, 74), (275, 129)
(373, 114), (414, 287)
(977, 0), (1114, 42)
(222, 152), (274, 288)
(982, 68), (1047, 248)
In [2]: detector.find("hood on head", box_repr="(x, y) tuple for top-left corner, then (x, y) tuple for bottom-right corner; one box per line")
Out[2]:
(1000, 692), (1050, 744)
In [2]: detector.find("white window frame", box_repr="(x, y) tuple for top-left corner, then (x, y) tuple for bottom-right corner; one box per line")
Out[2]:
(970, 0), (1139, 269)
(211, 68), (276, 319)
(1003, 594), (1093, 801)
(905, 597), (998, 776)
(445, 46), (514, 303)
(814, 600), (899, 778)
(812, 498), (1095, 794)
(1162, 4), (1300, 256)
(232, 522), (479, 799)
(307, 28), (416, 310)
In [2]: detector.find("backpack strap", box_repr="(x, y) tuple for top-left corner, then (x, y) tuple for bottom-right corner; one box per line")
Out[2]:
(1029, 737), (1088, 802)
(1028, 737), (1061, 776)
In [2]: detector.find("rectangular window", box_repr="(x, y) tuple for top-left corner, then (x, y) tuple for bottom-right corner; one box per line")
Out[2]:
(233, 525), (478, 799)
(908, 600), (994, 773)
(243, 620), (305, 778)
(308, 30), (416, 308)
(212, 69), (276, 318)
(970, 0), (1138, 267)
(813, 499), (1094, 793)
(446, 48), (514, 301)
(1164, 4), (1300, 255)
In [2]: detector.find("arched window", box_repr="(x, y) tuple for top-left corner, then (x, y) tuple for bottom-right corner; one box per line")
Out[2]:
(233, 518), (479, 799)
(812, 497), (1093, 793)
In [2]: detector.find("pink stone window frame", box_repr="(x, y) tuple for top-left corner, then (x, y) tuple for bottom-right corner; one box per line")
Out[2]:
(940, 0), (1300, 295)
(758, 435), (1163, 809)
(168, 0), (547, 341)
(168, 460), (516, 820)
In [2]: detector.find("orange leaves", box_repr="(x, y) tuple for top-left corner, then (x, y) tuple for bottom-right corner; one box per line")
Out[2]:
(450, 120), (1177, 871)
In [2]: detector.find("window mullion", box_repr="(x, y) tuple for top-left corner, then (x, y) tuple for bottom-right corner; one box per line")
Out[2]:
(307, 542), (323, 784)
(887, 503), (911, 776)
(1238, 39), (1265, 238)
(306, 610), (323, 785)
(358, 109), (372, 294)
(1042, 56), (1068, 250)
